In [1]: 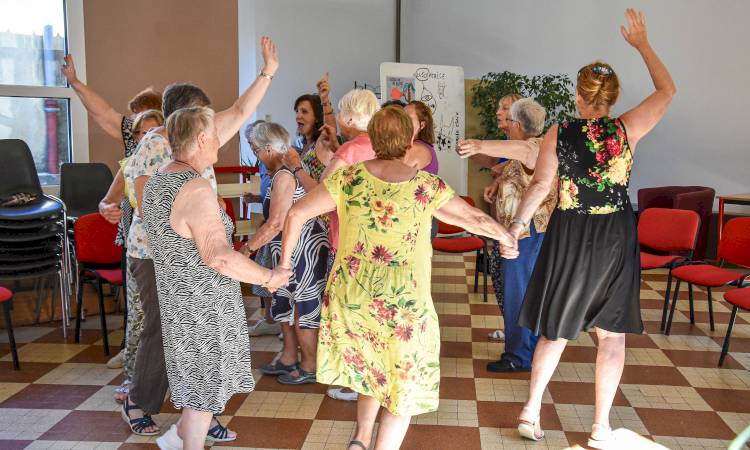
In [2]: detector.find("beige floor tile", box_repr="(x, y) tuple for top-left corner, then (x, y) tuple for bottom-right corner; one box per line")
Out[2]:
(250, 334), (284, 352)
(474, 378), (552, 404)
(35, 363), (120, 386)
(0, 326), (56, 343)
(678, 367), (750, 390)
(472, 342), (503, 360)
(0, 381), (29, 403)
(551, 363), (596, 383)
(624, 348), (673, 366)
(620, 384), (712, 411)
(25, 441), (121, 450)
(649, 334), (722, 352)
(471, 315), (502, 330)
(235, 391), (324, 419)
(718, 411), (750, 434)
(728, 352), (750, 370)
(652, 436), (731, 449)
(440, 326), (473, 342)
(479, 427), (569, 449)
(440, 357), (474, 378)
(411, 399), (478, 427)
(434, 302), (470, 315)
(554, 404), (648, 434)
(566, 333), (597, 347)
(0, 343), (88, 363)
(697, 322), (750, 339)
(0, 408), (70, 440)
(74, 385), (121, 411)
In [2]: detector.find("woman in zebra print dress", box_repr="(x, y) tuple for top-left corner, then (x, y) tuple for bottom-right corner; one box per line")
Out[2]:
(242, 122), (330, 385)
(142, 107), (291, 449)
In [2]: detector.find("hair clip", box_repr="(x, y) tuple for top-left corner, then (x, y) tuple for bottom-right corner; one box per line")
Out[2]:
(591, 65), (614, 76)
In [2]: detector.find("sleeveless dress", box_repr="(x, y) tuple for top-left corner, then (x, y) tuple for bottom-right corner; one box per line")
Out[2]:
(142, 170), (255, 414)
(266, 168), (330, 329)
(320, 163), (455, 416)
(518, 117), (643, 340)
(419, 140), (439, 175)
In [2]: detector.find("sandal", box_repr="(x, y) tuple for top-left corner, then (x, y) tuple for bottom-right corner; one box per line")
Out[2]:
(587, 423), (615, 449)
(517, 408), (544, 441)
(259, 359), (298, 376)
(487, 329), (505, 341)
(113, 379), (130, 404)
(155, 424), (182, 450)
(206, 417), (237, 443)
(278, 364), (316, 385)
(349, 440), (368, 449)
(121, 397), (160, 436)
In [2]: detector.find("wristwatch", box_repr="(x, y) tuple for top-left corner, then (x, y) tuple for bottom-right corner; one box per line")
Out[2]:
(510, 218), (528, 227)
(260, 71), (274, 80)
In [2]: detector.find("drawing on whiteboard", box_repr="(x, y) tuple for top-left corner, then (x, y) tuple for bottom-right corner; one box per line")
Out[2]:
(413, 66), (456, 153)
(386, 77), (416, 103)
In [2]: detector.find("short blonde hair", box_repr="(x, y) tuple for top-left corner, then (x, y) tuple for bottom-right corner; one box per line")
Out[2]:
(510, 99), (546, 137)
(338, 89), (380, 131)
(132, 109), (164, 135)
(577, 61), (620, 108)
(500, 93), (523, 107)
(166, 106), (215, 157)
(253, 122), (290, 153)
(367, 106), (413, 160)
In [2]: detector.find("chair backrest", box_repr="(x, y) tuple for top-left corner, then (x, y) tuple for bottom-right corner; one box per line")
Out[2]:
(0, 139), (43, 199)
(60, 163), (114, 218)
(437, 196), (475, 235)
(718, 217), (750, 268)
(74, 213), (121, 265)
(638, 208), (700, 253)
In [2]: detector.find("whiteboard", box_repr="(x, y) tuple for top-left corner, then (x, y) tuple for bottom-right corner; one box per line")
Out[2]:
(379, 62), (467, 195)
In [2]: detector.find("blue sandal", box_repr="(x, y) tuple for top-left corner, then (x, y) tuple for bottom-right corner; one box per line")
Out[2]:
(120, 397), (159, 436)
(206, 418), (236, 442)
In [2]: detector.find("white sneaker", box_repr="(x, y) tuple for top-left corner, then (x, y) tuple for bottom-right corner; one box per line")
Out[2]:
(106, 350), (124, 369)
(327, 387), (358, 401)
(249, 320), (282, 337)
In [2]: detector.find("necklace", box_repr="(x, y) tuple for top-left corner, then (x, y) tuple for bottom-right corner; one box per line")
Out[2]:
(173, 159), (199, 174)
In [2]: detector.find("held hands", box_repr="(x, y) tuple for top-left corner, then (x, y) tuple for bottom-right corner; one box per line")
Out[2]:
(497, 226), (519, 260)
(260, 36), (279, 75)
(456, 139), (483, 158)
(266, 266), (293, 293)
(99, 200), (122, 224)
(61, 55), (78, 84)
(620, 8), (649, 50)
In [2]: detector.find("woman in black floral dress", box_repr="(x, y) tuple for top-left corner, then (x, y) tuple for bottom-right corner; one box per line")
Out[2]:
(500, 10), (676, 447)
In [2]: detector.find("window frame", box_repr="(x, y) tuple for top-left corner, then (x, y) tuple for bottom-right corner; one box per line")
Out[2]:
(0, 0), (89, 190)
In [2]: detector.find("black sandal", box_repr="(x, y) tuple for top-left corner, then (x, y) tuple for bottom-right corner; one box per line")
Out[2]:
(206, 416), (236, 442)
(349, 440), (368, 449)
(259, 359), (298, 375)
(278, 363), (316, 385)
(120, 397), (159, 436)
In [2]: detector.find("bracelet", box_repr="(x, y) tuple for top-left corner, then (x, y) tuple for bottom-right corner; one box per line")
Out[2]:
(244, 242), (254, 253)
(291, 166), (303, 176)
(324, 108), (334, 115)
(260, 71), (274, 80)
(261, 270), (274, 287)
(510, 218), (528, 227)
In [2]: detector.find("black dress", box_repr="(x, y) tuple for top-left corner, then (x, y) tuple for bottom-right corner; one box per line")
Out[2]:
(518, 117), (643, 340)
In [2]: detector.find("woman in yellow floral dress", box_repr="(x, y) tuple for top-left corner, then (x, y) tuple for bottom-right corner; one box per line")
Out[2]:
(279, 106), (516, 450)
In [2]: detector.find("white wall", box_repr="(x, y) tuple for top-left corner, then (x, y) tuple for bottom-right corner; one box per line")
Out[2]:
(238, 0), (396, 160)
(401, 0), (750, 210)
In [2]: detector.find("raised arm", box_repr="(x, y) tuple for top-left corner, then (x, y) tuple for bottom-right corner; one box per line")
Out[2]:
(458, 139), (539, 169)
(509, 125), (559, 234)
(244, 172), (296, 252)
(279, 183), (336, 268)
(317, 72), (337, 130)
(62, 54), (124, 142)
(173, 178), (291, 290)
(214, 36), (279, 146)
(618, 9), (676, 149)
(433, 196), (517, 252)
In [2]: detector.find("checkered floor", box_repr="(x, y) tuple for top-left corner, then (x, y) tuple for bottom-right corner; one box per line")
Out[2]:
(0, 254), (748, 449)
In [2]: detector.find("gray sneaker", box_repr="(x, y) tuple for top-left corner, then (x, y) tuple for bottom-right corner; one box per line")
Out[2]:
(249, 320), (282, 337)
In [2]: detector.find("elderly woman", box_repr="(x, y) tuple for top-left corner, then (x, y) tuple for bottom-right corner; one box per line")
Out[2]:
(403, 100), (439, 174)
(278, 106), (516, 450)
(470, 93), (523, 175)
(458, 99), (557, 373)
(506, 10), (675, 446)
(142, 107), (291, 450)
(243, 122), (330, 385)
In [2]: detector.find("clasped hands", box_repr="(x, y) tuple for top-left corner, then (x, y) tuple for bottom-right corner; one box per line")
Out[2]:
(498, 223), (523, 260)
(265, 265), (293, 293)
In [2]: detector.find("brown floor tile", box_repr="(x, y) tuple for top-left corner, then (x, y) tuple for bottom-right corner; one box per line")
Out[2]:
(713, 336), (750, 352)
(0, 440), (33, 450)
(471, 359), (531, 380)
(432, 293), (470, 303)
(35, 327), (105, 345)
(656, 290), (709, 301)
(65, 344), (121, 364)
(439, 377), (477, 400)
(440, 342), (473, 358)
(471, 328), (499, 342)
(0, 383), (101, 409)
(40, 410), (132, 442)
(118, 444), (159, 449)
(641, 273), (668, 281)
(663, 349), (744, 369)
(641, 299), (666, 310)
(559, 346), (598, 363)
(437, 314), (471, 327)
(250, 350), (278, 367)
(433, 275), (468, 284)
(635, 408), (735, 439)
(217, 416), (311, 448)
(625, 333), (658, 349)
(0, 361), (57, 383)
(401, 424), (481, 450)
(469, 303), (500, 316)
(696, 388), (750, 413)
(620, 365), (691, 386)
(315, 395), (359, 421)
(693, 310), (744, 324)
(476, 401), (561, 430)
(432, 261), (465, 269)
(644, 321), (706, 336)
(547, 381), (629, 406)
(564, 431), (591, 448)
(252, 375), (327, 394)
(0, 343), (24, 358)
(108, 372), (126, 386)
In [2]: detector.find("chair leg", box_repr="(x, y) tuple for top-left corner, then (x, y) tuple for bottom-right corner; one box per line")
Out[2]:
(665, 279), (682, 335)
(3, 301), (19, 370)
(707, 286), (715, 332)
(97, 278), (110, 355)
(688, 283), (695, 324)
(482, 240), (488, 303)
(660, 268), (674, 331)
(719, 305), (738, 366)
(473, 250), (480, 293)
(75, 274), (84, 343)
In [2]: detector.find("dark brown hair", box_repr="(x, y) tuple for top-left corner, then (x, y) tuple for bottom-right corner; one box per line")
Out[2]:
(407, 100), (435, 144)
(367, 106), (414, 160)
(294, 94), (324, 142)
(128, 87), (162, 114)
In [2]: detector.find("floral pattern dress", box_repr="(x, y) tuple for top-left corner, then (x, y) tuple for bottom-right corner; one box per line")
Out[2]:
(320, 163), (455, 416)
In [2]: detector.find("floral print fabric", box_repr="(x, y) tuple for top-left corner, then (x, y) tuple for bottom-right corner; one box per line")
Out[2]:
(319, 163), (455, 416)
(556, 117), (633, 214)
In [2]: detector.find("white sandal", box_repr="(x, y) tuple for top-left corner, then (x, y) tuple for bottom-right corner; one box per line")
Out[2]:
(517, 409), (544, 441)
(487, 329), (505, 341)
(587, 423), (615, 449)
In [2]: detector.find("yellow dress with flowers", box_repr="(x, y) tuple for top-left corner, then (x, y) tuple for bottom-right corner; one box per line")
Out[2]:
(320, 162), (455, 416)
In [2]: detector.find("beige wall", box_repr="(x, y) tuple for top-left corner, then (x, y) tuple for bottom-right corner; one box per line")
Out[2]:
(464, 80), (494, 214)
(83, 0), (240, 174)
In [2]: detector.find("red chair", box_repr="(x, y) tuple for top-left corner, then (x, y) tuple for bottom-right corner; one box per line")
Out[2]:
(665, 218), (750, 335)
(432, 196), (489, 302)
(74, 213), (122, 354)
(0, 286), (19, 369)
(719, 279), (750, 366)
(638, 208), (700, 331)
(222, 198), (247, 251)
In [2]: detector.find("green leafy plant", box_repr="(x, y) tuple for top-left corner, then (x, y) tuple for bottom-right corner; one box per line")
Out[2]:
(471, 71), (577, 139)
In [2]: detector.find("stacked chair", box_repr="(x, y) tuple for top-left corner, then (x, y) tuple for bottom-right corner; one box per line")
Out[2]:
(0, 139), (73, 342)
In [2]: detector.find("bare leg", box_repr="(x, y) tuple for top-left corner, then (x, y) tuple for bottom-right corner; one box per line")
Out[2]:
(349, 395), (380, 450)
(176, 408), (213, 450)
(592, 328), (626, 432)
(374, 409), (411, 450)
(295, 327), (318, 373)
(279, 322), (298, 365)
(520, 336), (567, 436)
(262, 297), (275, 323)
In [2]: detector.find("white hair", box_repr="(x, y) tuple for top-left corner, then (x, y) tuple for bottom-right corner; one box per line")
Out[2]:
(510, 98), (546, 137)
(243, 119), (266, 144)
(252, 122), (290, 153)
(337, 88), (380, 131)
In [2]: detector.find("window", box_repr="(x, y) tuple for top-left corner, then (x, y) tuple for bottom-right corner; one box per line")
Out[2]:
(0, 0), (87, 185)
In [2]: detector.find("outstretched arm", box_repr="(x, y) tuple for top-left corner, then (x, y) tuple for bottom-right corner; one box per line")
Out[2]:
(215, 36), (279, 146)
(618, 9), (676, 149)
(458, 139), (539, 169)
(279, 184), (337, 268)
(62, 55), (124, 142)
(433, 196), (517, 254)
